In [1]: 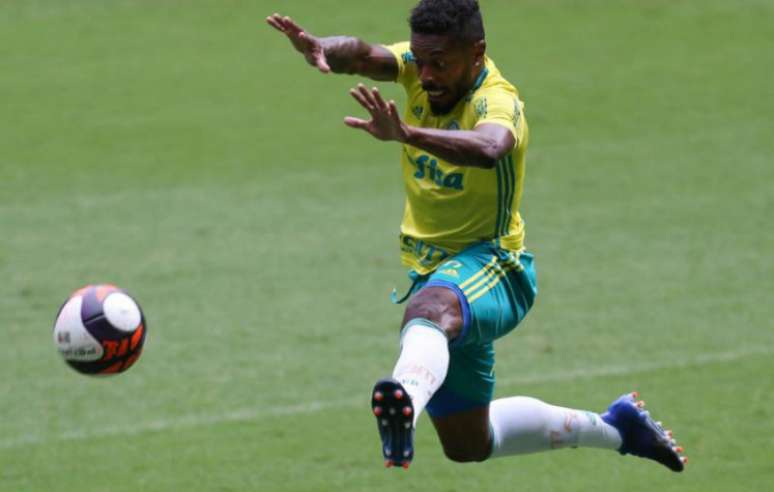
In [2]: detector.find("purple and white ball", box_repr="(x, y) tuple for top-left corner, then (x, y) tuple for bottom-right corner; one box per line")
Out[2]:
(53, 284), (147, 375)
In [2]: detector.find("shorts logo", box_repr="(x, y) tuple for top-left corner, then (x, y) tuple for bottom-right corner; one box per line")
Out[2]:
(411, 154), (464, 191)
(439, 269), (459, 277)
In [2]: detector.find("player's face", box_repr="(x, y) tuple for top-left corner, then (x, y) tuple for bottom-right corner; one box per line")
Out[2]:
(410, 33), (484, 115)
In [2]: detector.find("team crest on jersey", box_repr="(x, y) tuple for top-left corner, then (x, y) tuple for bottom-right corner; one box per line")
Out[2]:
(412, 105), (424, 119)
(474, 97), (488, 118)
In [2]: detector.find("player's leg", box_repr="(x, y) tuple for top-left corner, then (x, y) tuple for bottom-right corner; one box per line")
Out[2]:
(425, 372), (624, 462)
(373, 243), (508, 466)
(430, 405), (491, 462)
(428, 396), (622, 462)
(487, 396), (623, 455)
(424, 369), (686, 469)
(371, 286), (460, 467)
(391, 286), (462, 419)
(487, 392), (687, 471)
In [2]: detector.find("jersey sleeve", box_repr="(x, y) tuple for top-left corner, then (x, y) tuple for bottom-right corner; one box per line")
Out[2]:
(472, 85), (524, 141)
(382, 41), (416, 90)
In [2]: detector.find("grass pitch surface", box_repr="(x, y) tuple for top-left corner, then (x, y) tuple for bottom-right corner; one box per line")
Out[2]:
(1, 1), (772, 491)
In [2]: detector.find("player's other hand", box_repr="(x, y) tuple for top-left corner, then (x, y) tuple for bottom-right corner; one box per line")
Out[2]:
(266, 13), (331, 73)
(345, 84), (409, 143)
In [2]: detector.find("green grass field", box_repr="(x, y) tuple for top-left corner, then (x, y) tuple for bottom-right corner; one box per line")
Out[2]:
(2, 0), (773, 490)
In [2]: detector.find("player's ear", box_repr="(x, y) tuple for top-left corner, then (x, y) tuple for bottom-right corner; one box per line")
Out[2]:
(473, 39), (486, 66)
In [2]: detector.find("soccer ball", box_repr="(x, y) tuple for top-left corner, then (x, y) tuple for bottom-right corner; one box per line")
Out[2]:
(53, 284), (147, 375)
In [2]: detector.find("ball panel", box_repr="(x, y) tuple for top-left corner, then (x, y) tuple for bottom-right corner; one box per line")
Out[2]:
(53, 296), (104, 362)
(94, 284), (120, 302)
(103, 292), (142, 332)
(130, 322), (145, 350)
(121, 346), (143, 372)
(79, 286), (105, 322)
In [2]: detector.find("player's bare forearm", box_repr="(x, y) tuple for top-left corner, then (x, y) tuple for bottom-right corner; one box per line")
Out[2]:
(401, 124), (515, 169)
(320, 36), (397, 81)
(267, 14), (397, 81)
(345, 85), (515, 166)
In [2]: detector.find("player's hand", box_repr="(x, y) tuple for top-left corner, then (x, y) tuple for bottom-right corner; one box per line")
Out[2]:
(266, 13), (331, 73)
(344, 84), (409, 143)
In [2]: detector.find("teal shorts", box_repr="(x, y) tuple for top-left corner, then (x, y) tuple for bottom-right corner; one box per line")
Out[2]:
(397, 241), (537, 417)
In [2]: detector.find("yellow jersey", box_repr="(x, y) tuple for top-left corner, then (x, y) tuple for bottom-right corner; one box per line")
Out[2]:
(385, 42), (529, 275)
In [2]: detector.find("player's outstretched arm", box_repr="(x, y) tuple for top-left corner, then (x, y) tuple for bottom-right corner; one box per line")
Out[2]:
(345, 85), (514, 168)
(266, 14), (398, 81)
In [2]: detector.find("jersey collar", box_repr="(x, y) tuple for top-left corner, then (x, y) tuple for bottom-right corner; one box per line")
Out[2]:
(464, 66), (489, 102)
(471, 66), (489, 92)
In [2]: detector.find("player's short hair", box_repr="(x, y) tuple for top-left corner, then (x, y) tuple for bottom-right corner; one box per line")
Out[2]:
(409, 0), (485, 43)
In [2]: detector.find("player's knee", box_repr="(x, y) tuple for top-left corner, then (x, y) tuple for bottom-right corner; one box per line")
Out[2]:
(404, 295), (444, 324)
(403, 287), (463, 339)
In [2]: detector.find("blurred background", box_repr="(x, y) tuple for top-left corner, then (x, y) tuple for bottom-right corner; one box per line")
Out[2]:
(1, 1), (772, 491)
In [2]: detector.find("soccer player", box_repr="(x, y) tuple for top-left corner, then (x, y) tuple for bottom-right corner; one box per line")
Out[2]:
(267, 0), (686, 472)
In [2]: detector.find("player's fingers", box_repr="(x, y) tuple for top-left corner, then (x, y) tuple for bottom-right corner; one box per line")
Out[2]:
(344, 116), (370, 129)
(274, 15), (308, 46)
(273, 14), (294, 30)
(357, 84), (379, 111)
(388, 100), (401, 120)
(266, 17), (283, 32)
(266, 14), (286, 32)
(282, 16), (304, 35)
(371, 87), (388, 111)
(350, 87), (376, 113)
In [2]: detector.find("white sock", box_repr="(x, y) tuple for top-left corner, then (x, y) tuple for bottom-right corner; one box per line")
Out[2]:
(391, 318), (450, 426)
(489, 396), (622, 458)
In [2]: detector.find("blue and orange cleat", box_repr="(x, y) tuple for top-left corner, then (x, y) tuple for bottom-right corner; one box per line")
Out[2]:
(602, 392), (687, 472)
(371, 378), (414, 469)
